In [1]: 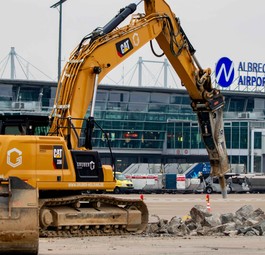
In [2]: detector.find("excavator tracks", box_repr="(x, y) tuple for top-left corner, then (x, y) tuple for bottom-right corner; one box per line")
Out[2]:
(39, 194), (149, 238)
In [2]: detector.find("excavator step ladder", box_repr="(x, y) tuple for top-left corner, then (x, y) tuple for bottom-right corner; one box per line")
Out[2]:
(0, 177), (39, 255)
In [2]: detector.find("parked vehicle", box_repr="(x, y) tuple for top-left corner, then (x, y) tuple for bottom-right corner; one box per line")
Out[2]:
(227, 175), (250, 193)
(198, 175), (233, 194)
(245, 174), (265, 193)
(114, 172), (134, 194)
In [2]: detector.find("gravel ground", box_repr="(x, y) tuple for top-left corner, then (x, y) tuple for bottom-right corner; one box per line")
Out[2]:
(39, 235), (265, 255)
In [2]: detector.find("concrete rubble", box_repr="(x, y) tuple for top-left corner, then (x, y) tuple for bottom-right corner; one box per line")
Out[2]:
(145, 205), (265, 237)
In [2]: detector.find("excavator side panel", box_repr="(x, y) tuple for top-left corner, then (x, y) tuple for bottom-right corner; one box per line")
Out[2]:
(0, 177), (39, 255)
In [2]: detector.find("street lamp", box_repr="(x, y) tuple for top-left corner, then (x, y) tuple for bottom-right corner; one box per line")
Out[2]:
(50, 0), (68, 81)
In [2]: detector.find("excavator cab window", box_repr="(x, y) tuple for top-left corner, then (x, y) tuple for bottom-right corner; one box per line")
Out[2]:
(0, 115), (50, 135)
(2, 124), (26, 135)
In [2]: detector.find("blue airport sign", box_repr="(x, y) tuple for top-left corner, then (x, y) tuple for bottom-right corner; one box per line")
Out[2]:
(215, 57), (265, 88)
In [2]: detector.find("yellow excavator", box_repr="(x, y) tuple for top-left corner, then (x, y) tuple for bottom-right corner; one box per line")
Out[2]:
(0, 0), (229, 254)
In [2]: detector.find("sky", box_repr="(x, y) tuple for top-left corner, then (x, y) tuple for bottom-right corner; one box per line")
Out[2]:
(1, 0), (265, 87)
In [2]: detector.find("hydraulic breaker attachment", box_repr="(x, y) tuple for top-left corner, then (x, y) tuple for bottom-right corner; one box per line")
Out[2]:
(196, 108), (229, 198)
(0, 177), (39, 255)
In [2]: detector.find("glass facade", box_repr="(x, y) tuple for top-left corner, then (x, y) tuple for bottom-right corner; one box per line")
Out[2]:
(90, 88), (195, 151)
(1, 79), (265, 173)
(166, 122), (204, 149)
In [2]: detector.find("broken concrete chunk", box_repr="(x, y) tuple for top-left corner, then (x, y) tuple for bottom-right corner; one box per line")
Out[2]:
(144, 205), (265, 237)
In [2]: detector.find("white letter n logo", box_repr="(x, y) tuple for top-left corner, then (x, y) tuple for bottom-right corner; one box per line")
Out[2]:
(215, 57), (235, 87)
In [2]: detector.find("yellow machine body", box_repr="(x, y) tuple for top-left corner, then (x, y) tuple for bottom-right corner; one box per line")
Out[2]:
(0, 135), (115, 191)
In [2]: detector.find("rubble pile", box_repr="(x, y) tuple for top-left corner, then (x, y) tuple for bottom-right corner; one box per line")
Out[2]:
(145, 205), (265, 237)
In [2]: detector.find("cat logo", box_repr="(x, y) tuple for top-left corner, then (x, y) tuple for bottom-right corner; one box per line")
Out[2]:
(116, 38), (133, 57)
(53, 145), (64, 169)
(7, 148), (22, 168)
(54, 148), (63, 158)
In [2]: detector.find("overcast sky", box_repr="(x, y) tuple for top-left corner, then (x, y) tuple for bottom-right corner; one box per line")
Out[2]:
(1, 0), (265, 86)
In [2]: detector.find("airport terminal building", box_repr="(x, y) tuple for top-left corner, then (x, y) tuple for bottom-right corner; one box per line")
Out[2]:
(0, 78), (265, 174)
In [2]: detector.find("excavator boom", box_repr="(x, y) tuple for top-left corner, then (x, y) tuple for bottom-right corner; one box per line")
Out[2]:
(49, 0), (229, 193)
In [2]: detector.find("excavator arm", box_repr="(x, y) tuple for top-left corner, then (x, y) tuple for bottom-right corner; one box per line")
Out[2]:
(49, 0), (229, 197)
(145, 1), (229, 196)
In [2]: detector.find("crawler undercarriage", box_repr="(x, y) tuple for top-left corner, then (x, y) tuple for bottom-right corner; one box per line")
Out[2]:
(39, 194), (149, 237)
(0, 177), (148, 255)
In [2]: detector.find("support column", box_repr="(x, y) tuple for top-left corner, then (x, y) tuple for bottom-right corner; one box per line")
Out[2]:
(10, 47), (16, 79)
